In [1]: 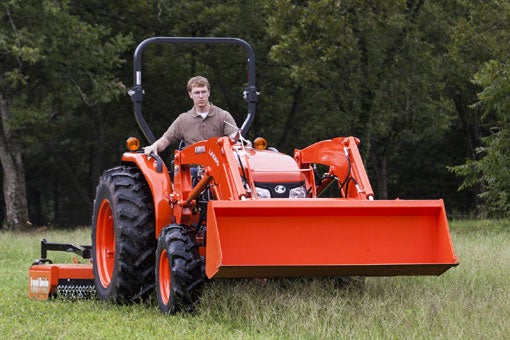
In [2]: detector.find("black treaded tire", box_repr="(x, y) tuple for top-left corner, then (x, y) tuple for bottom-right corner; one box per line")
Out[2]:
(92, 165), (156, 303)
(156, 224), (205, 314)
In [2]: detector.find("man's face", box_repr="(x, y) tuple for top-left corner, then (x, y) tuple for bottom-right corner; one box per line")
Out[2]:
(189, 86), (210, 110)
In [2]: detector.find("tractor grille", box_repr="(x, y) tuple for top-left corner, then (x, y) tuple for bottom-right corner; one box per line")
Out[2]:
(254, 181), (305, 198)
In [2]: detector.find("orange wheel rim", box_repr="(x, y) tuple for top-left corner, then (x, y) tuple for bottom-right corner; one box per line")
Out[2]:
(96, 199), (115, 287)
(159, 249), (171, 305)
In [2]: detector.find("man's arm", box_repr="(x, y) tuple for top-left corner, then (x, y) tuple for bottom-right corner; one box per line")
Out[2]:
(144, 116), (182, 156)
(222, 111), (239, 137)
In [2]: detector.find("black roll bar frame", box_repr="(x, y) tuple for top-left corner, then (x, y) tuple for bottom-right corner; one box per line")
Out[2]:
(127, 37), (258, 144)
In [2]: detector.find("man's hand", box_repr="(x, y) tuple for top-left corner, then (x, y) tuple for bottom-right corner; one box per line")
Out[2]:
(144, 144), (158, 158)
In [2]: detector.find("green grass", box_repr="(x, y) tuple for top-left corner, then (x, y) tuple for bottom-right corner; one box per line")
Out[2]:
(1, 220), (509, 339)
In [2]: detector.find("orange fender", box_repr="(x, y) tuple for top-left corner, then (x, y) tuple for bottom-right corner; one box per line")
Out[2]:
(122, 152), (173, 237)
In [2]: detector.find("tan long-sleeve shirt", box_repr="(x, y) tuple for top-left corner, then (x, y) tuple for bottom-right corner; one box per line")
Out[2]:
(153, 104), (238, 152)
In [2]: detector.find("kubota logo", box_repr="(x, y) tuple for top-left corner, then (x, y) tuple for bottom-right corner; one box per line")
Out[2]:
(275, 185), (286, 194)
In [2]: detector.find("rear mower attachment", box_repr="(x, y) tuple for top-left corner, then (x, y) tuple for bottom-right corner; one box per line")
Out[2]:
(28, 239), (94, 300)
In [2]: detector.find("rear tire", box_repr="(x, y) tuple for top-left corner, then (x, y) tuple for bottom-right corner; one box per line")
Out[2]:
(156, 224), (205, 314)
(92, 165), (156, 303)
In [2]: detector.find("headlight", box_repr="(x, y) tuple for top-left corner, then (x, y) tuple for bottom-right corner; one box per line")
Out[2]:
(289, 185), (306, 199)
(255, 187), (271, 199)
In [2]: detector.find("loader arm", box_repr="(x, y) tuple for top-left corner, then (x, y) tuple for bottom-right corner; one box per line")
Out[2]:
(171, 137), (249, 226)
(294, 136), (374, 200)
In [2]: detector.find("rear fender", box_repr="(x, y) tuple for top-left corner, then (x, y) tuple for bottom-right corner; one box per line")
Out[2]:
(122, 152), (172, 237)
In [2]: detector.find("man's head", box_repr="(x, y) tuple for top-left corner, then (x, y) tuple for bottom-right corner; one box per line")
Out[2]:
(187, 76), (210, 92)
(188, 76), (211, 112)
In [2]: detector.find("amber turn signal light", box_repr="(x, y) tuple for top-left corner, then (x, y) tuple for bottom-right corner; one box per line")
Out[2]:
(253, 137), (268, 150)
(126, 137), (141, 151)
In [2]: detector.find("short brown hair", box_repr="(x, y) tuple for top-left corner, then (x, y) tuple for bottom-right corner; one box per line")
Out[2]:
(187, 76), (210, 92)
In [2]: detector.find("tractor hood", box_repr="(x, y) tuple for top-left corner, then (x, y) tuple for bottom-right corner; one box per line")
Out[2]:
(235, 147), (304, 183)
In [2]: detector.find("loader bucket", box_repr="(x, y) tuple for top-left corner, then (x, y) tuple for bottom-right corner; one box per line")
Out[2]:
(205, 199), (458, 279)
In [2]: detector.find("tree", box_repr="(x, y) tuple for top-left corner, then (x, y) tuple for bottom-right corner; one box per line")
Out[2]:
(450, 61), (510, 217)
(0, 0), (130, 230)
(0, 79), (29, 229)
(265, 0), (452, 199)
(445, 0), (510, 216)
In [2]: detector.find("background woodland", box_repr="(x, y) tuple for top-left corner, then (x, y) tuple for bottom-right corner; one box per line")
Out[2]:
(1, 0), (509, 229)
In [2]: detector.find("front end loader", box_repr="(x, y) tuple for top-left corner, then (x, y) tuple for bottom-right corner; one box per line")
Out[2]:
(29, 37), (458, 313)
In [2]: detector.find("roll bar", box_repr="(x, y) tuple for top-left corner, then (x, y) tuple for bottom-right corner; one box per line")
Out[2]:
(127, 37), (258, 144)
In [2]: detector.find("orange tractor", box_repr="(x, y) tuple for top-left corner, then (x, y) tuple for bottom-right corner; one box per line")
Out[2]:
(29, 37), (458, 313)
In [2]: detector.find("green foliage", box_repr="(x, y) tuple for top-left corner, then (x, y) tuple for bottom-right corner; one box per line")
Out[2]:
(445, 0), (510, 217)
(451, 60), (510, 217)
(1, 0), (133, 226)
(265, 0), (456, 200)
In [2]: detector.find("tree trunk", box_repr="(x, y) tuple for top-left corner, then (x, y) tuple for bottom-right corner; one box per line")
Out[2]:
(0, 91), (31, 230)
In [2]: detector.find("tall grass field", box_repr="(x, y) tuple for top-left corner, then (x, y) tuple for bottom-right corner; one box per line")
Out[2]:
(1, 220), (508, 339)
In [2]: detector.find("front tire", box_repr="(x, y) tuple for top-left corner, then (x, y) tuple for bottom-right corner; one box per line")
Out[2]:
(92, 165), (156, 302)
(156, 224), (205, 314)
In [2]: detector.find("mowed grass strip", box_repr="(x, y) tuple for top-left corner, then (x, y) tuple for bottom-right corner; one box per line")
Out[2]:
(0, 220), (508, 339)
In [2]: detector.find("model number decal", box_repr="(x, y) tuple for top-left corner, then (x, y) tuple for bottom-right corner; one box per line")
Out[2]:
(209, 150), (219, 166)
